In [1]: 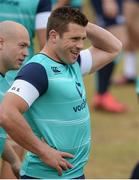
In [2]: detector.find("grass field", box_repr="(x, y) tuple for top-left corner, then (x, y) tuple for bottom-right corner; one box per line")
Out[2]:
(84, 74), (139, 179)
(83, 1), (139, 178)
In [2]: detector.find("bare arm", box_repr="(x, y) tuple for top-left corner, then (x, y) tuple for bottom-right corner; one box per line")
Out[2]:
(0, 93), (74, 176)
(86, 22), (122, 73)
(2, 140), (21, 178)
(0, 93), (47, 156)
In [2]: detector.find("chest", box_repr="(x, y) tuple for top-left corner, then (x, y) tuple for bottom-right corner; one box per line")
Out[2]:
(46, 63), (86, 102)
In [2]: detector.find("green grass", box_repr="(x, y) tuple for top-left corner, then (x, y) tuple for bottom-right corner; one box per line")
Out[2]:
(83, 73), (139, 178)
(83, 0), (139, 179)
(82, 1), (139, 178)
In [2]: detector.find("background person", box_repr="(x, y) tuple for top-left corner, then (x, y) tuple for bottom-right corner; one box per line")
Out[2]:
(90, 0), (128, 113)
(0, 20), (30, 178)
(0, 0), (52, 178)
(0, 0), (52, 84)
(130, 162), (139, 179)
(115, 0), (139, 85)
(1, 140), (21, 178)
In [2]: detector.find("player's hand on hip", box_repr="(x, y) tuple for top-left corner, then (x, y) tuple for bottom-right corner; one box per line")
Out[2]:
(40, 145), (74, 176)
(11, 159), (21, 178)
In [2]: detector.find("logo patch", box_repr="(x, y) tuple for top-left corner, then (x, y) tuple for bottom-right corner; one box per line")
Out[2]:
(75, 82), (82, 98)
(51, 67), (61, 74)
(73, 99), (87, 112)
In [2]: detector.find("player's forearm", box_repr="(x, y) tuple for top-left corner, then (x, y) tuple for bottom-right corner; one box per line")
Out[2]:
(86, 22), (122, 54)
(0, 106), (47, 158)
(2, 141), (20, 164)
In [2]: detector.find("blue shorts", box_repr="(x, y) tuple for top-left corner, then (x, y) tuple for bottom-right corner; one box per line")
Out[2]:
(20, 174), (85, 179)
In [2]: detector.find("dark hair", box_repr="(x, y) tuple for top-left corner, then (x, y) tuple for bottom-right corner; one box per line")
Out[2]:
(46, 6), (88, 39)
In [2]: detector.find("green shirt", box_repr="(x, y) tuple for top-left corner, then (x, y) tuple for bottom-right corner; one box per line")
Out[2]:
(19, 54), (91, 178)
(0, 75), (10, 157)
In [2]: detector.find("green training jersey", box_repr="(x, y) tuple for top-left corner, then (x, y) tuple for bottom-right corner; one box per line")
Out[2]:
(0, 75), (10, 157)
(10, 53), (91, 178)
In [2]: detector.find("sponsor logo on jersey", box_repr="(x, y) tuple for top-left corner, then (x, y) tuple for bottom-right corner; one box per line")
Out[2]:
(73, 81), (86, 112)
(51, 66), (61, 74)
(73, 98), (87, 112)
(75, 82), (82, 98)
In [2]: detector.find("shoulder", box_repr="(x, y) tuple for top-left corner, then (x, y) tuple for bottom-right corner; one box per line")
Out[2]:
(8, 62), (48, 107)
(16, 62), (48, 95)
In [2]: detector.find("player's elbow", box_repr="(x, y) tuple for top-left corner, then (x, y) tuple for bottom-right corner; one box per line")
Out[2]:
(110, 39), (123, 61)
(113, 39), (123, 56)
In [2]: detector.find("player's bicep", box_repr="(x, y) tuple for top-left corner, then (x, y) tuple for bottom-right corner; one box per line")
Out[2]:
(7, 79), (39, 108)
(89, 46), (119, 72)
(7, 62), (48, 108)
(2, 92), (29, 114)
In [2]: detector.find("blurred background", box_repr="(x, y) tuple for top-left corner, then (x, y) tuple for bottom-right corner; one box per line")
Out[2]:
(83, 0), (139, 178)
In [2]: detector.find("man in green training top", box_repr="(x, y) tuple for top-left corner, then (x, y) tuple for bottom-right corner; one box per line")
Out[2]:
(0, 20), (30, 178)
(0, 7), (122, 179)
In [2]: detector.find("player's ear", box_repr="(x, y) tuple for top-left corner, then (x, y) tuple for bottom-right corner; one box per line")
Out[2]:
(49, 30), (58, 44)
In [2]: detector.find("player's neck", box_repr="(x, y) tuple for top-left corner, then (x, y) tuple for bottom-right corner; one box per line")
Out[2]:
(0, 62), (6, 76)
(40, 46), (62, 63)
